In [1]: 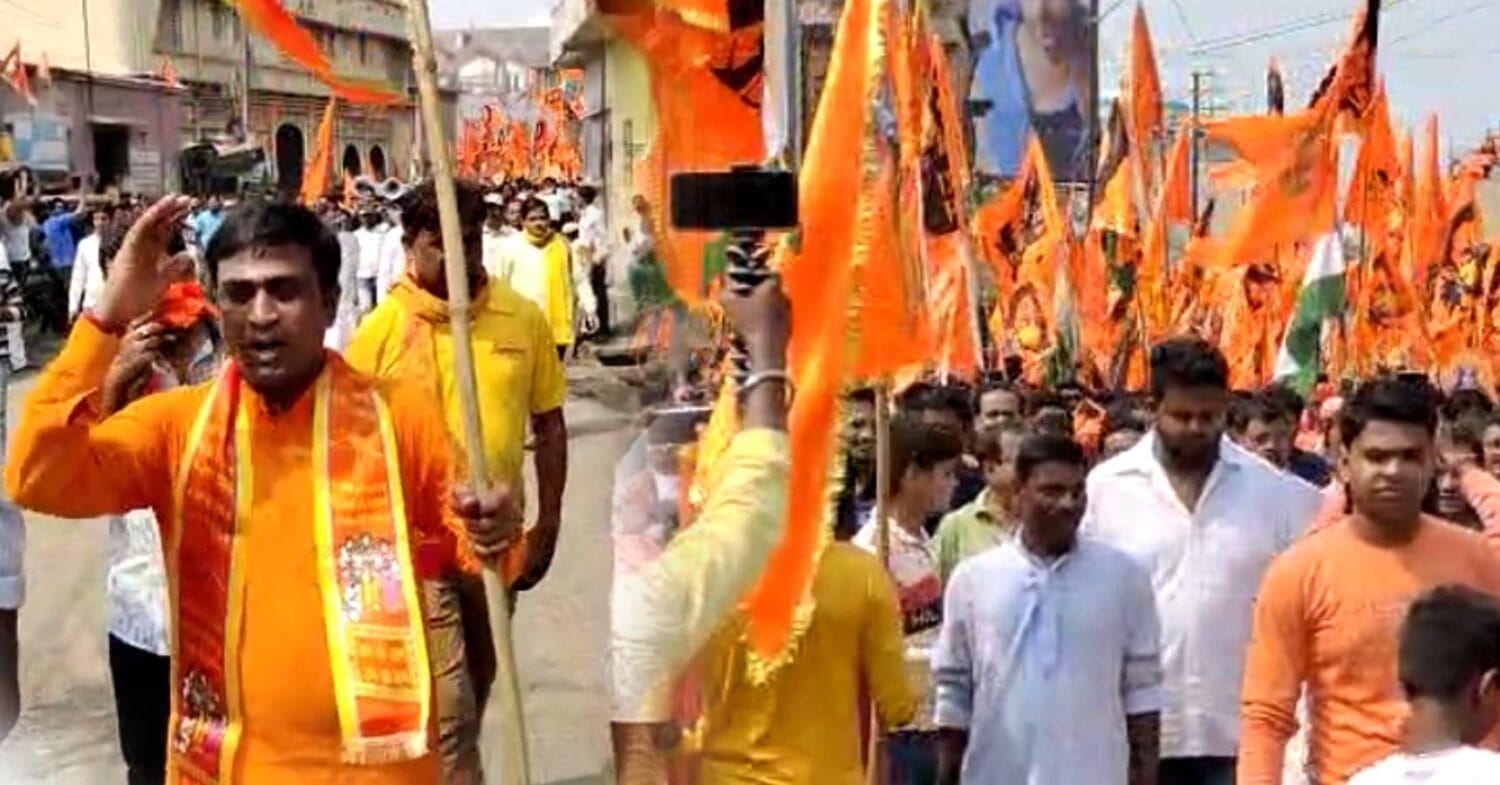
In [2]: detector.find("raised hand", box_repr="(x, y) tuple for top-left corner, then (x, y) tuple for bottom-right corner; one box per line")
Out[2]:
(93, 195), (196, 332)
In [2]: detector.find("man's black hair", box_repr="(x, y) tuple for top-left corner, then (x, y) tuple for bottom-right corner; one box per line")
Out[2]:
(520, 196), (550, 221)
(1229, 389), (1294, 433)
(887, 414), (963, 493)
(976, 421), (1028, 465)
(923, 383), (976, 426)
(846, 386), (877, 406)
(895, 381), (935, 415)
(1444, 387), (1496, 421)
(204, 201), (341, 295)
(1339, 375), (1441, 450)
(1103, 397), (1150, 437)
(578, 184), (599, 204)
(979, 378), (1024, 409)
(1262, 383), (1307, 422)
(1149, 337), (1229, 400)
(1014, 434), (1087, 485)
(1399, 585), (1500, 702)
(397, 178), (485, 240)
(1440, 409), (1488, 462)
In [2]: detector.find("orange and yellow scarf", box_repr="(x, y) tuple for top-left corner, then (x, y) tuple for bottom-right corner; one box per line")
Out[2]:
(167, 358), (430, 783)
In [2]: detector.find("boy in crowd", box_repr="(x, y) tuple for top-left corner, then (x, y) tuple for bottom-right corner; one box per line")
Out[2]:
(1347, 585), (1500, 783)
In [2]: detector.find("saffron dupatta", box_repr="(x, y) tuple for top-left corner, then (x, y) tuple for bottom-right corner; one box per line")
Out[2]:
(167, 358), (431, 783)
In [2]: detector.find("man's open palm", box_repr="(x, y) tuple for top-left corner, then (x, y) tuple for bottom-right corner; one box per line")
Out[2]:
(95, 195), (196, 330)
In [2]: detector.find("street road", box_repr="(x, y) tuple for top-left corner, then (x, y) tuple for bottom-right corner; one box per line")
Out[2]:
(0, 369), (637, 784)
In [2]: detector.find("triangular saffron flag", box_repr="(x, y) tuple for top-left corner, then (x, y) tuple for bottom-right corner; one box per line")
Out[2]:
(300, 97), (336, 206)
(1206, 110), (1338, 270)
(159, 55), (182, 88)
(226, 0), (397, 105)
(1127, 4), (1163, 167)
(1, 43), (35, 106)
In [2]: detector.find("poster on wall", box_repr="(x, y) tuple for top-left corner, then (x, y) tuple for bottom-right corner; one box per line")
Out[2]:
(3, 112), (70, 172)
(967, 0), (1095, 182)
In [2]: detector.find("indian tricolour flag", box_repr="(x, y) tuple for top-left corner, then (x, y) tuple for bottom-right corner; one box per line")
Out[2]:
(1273, 230), (1346, 394)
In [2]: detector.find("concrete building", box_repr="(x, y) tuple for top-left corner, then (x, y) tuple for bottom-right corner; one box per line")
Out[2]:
(435, 26), (555, 127)
(550, 0), (652, 236)
(1, 0), (460, 197)
(156, 0), (429, 197)
(0, 0), (183, 192)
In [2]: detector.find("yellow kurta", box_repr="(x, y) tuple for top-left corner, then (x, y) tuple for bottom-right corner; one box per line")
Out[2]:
(6, 319), (479, 784)
(695, 543), (918, 785)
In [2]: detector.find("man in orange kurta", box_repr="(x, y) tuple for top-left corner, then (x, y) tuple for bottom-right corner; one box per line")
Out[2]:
(5, 197), (519, 784)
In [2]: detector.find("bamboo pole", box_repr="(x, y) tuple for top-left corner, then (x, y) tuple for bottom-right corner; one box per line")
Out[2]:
(401, 2), (530, 784)
(864, 382), (893, 785)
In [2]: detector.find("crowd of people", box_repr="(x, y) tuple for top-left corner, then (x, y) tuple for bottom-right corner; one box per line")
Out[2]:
(5, 172), (1500, 785)
(609, 332), (1500, 785)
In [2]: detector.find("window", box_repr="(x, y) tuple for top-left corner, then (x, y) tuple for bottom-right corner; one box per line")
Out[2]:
(159, 0), (183, 50)
(357, 34), (368, 65)
(622, 119), (634, 188)
(210, 2), (225, 42)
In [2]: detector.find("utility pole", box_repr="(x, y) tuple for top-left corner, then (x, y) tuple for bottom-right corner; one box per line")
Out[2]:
(241, 32), (252, 142)
(1190, 70), (1202, 223)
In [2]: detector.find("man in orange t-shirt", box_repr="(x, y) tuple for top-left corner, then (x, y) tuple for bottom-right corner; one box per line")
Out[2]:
(6, 197), (520, 784)
(1239, 376), (1500, 785)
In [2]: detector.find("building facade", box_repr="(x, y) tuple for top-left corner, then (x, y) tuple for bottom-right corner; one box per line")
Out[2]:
(0, 0), (182, 192)
(436, 26), (554, 127)
(1, 0), (458, 196)
(157, 0), (428, 197)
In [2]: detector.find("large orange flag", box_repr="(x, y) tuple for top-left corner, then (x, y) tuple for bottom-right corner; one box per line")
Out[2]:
(1206, 110), (1337, 270)
(1344, 85), (1398, 233)
(1127, 4), (1163, 170)
(1309, 0), (1381, 121)
(300, 98), (336, 206)
(736, 0), (873, 675)
(918, 18), (979, 379)
(605, 2), (765, 303)
(1412, 114), (1448, 284)
(227, 0), (398, 105)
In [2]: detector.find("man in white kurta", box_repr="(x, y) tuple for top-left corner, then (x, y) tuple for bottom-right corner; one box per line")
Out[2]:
(933, 434), (1162, 784)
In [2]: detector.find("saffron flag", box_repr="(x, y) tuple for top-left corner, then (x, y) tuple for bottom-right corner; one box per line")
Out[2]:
(226, 0), (398, 105)
(1308, 0), (1381, 120)
(735, 0), (874, 675)
(1, 43), (34, 106)
(605, 1), (765, 303)
(1206, 110), (1337, 270)
(1127, 4), (1163, 167)
(300, 98), (337, 206)
(160, 55), (183, 88)
(1343, 85), (1398, 234)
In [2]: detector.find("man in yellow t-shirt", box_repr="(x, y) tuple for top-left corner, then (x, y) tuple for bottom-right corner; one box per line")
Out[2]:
(345, 180), (568, 785)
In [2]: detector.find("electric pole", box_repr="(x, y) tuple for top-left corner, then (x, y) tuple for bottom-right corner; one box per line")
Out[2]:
(1190, 70), (1202, 224)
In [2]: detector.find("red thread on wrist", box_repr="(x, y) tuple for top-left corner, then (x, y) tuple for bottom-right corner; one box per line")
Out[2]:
(82, 311), (124, 336)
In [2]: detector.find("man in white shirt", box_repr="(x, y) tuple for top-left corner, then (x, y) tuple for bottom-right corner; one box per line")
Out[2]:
(935, 433), (1162, 785)
(1347, 585), (1500, 785)
(1082, 337), (1320, 785)
(352, 209), (385, 313)
(69, 207), (113, 319)
(576, 184), (610, 337)
(480, 192), (515, 280)
(375, 207), (405, 302)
